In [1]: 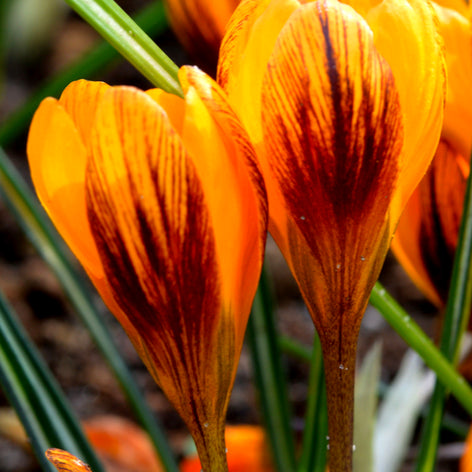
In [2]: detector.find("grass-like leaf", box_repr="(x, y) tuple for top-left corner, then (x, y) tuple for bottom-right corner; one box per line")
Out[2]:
(62, 0), (182, 95)
(0, 290), (104, 472)
(247, 268), (297, 472)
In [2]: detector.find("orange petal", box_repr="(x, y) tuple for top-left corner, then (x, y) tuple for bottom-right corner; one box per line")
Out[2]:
(261, 0), (402, 328)
(392, 139), (468, 307)
(355, 0), (446, 222)
(179, 66), (267, 339)
(461, 424), (472, 472)
(27, 95), (103, 278)
(85, 86), (230, 469)
(217, 0), (300, 142)
(45, 449), (92, 472)
(434, 2), (472, 158)
(84, 416), (163, 472)
(59, 80), (110, 149)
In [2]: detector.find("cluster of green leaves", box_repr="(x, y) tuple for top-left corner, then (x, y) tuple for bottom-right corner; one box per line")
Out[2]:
(0, 1), (471, 471)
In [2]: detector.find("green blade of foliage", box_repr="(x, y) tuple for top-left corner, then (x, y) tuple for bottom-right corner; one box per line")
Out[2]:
(0, 291), (104, 472)
(0, 147), (179, 472)
(297, 330), (328, 472)
(370, 283), (472, 416)
(62, 0), (181, 95)
(0, 1), (169, 147)
(247, 268), (297, 472)
(279, 335), (312, 362)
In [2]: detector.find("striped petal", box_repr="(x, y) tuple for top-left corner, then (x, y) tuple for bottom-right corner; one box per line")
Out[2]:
(351, 0), (446, 221)
(392, 140), (468, 307)
(218, 0), (300, 142)
(179, 66), (267, 337)
(434, 2), (472, 158)
(262, 0), (402, 332)
(46, 449), (92, 472)
(86, 86), (226, 419)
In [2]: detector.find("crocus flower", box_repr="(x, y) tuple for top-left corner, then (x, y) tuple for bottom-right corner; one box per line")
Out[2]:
(217, 0), (445, 470)
(27, 67), (267, 472)
(163, 0), (241, 72)
(392, 0), (472, 308)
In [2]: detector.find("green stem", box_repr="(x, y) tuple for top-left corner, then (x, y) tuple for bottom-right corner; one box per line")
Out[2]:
(0, 1), (169, 147)
(246, 268), (297, 472)
(62, 0), (182, 95)
(0, 147), (179, 472)
(370, 283), (472, 416)
(297, 331), (328, 472)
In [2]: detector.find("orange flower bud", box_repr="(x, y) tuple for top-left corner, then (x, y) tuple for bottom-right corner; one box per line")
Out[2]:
(27, 67), (267, 472)
(218, 1), (445, 470)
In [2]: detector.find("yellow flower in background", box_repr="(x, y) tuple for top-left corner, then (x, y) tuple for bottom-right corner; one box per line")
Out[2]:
(27, 67), (267, 472)
(393, 0), (472, 308)
(163, 0), (241, 72)
(218, 0), (445, 470)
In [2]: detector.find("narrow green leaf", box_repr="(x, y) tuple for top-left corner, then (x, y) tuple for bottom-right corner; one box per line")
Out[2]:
(297, 331), (328, 472)
(62, 0), (182, 95)
(278, 335), (312, 362)
(370, 283), (472, 416)
(247, 268), (297, 472)
(413, 141), (472, 472)
(354, 341), (382, 472)
(0, 291), (104, 472)
(0, 147), (179, 472)
(0, 1), (169, 147)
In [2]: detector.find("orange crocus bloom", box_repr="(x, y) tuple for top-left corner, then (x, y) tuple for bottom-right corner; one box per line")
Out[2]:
(392, 0), (472, 308)
(218, 1), (445, 471)
(163, 0), (241, 72)
(27, 66), (267, 472)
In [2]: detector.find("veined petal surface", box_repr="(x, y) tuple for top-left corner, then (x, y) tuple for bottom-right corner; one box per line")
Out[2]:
(350, 0), (446, 221)
(46, 449), (92, 472)
(393, 140), (468, 307)
(434, 2), (472, 158)
(86, 87), (230, 427)
(262, 0), (402, 331)
(218, 0), (299, 142)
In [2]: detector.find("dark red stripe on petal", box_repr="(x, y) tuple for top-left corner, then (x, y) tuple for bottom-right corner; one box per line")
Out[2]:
(262, 0), (402, 325)
(85, 87), (233, 424)
(418, 140), (467, 304)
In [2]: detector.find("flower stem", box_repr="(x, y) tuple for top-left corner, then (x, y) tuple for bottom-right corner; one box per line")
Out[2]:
(320, 322), (359, 472)
(192, 421), (228, 472)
